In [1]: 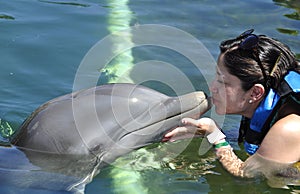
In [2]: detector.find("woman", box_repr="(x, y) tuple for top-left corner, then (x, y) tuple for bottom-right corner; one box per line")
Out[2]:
(164, 30), (300, 183)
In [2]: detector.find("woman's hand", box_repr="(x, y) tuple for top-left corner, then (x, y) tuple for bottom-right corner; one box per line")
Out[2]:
(162, 117), (220, 142)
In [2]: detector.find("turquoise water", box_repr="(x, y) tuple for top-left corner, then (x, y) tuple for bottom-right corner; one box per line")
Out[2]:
(1, 0), (300, 193)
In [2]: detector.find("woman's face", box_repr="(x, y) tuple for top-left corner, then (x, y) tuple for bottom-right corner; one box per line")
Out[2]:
(210, 54), (252, 115)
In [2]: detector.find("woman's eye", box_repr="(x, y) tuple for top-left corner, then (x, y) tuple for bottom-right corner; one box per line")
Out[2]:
(217, 79), (224, 84)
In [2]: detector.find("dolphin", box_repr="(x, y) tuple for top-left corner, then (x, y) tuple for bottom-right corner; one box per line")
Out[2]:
(6, 83), (210, 192)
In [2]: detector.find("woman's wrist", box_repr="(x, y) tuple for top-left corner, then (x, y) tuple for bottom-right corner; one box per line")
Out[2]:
(213, 138), (226, 145)
(206, 127), (226, 144)
(213, 140), (230, 149)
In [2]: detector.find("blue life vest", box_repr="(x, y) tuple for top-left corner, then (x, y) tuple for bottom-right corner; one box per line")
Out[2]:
(242, 71), (300, 155)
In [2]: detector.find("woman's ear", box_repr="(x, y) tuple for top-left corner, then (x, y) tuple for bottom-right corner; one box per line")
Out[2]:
(250, 84), (265, 102)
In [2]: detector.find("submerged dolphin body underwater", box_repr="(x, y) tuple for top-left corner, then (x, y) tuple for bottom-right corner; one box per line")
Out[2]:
(0, 83), (211, 193)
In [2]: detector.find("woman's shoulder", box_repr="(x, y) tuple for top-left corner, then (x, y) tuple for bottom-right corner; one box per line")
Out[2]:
(257, 114), (300, 163)
(273, 114), (300, 135)
(266, 114), (300, 146)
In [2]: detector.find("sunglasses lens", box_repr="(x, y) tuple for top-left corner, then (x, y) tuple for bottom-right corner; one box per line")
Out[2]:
(240, 35), (259, 49)
(238, 29), (254, 38)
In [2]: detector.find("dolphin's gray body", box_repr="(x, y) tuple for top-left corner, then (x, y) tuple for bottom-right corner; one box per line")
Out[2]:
(6, 83), (210, 192)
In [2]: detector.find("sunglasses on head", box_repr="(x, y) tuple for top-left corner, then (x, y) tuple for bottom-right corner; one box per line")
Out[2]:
(238, 29), (259, 50)
(237, 29), (269, 87)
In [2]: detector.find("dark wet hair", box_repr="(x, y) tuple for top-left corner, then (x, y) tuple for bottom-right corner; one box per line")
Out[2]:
(219, 29), (300, 91)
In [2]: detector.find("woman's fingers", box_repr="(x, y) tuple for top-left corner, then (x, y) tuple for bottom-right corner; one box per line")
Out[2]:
(181, 117), (201, 126)
(162, 125), (202, 142)
(182, 117), (217, 134)
(162, 117), (217, 142)
(164, 126), (190, 138)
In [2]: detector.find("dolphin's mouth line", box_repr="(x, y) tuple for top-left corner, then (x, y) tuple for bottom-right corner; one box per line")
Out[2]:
(118, 102), (203, 141)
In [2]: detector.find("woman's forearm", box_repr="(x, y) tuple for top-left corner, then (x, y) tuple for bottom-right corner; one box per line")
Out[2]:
(215, 146), (250, 177)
